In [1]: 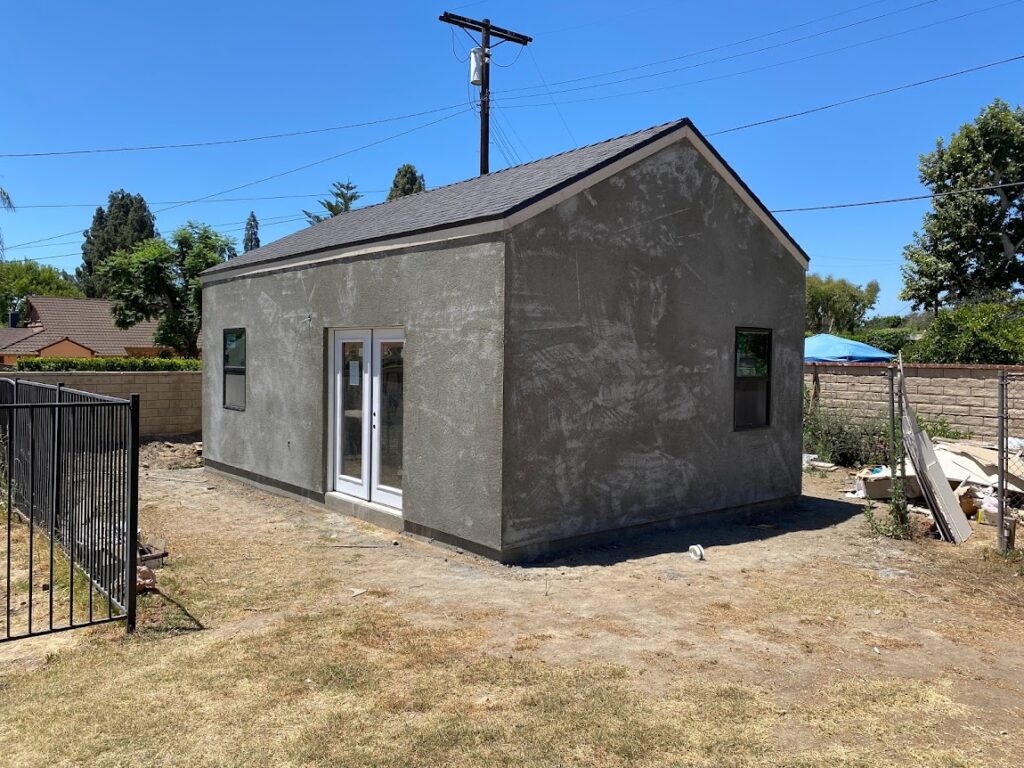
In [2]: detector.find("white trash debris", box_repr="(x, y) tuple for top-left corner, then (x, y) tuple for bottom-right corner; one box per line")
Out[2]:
(688, 544), (706, 561)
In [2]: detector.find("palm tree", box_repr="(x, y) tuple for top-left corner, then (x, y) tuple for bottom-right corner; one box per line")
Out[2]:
(0, 186), (13, 256)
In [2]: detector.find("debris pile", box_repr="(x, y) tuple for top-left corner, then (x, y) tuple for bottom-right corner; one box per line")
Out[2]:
(845, 361), (1021, 545)
(140, 439), (203, 471)
(136, 539), (169, 592)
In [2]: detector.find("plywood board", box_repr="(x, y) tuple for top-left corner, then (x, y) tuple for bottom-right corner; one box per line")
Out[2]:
(900, 399), (973, 545)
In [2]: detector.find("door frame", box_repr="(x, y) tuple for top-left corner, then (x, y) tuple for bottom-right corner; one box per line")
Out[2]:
(369, 329), (404, 510)
(328, 328), (404, 513)
(331, 329), (372, 500)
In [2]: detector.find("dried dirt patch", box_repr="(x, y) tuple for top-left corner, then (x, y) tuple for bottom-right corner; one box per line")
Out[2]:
(0, 452), (1021, 767)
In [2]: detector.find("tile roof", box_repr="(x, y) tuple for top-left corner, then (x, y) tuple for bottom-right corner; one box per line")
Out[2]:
(206, 117), (701, 276)
(0, 296), (162, 356)
(0, 327), (42, 349)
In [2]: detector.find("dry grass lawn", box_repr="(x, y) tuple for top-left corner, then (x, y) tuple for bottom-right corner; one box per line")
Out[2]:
(1, 456), (1022, 767)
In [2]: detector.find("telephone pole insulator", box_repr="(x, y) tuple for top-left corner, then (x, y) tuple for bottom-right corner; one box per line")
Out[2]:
(439, 12), (532, 176)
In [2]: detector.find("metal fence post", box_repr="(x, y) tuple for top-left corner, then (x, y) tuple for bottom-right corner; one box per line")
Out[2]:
(49, 382), (63, 630)
(125, 394), (140, 634)
(997, 371), (1007, 553)
(887, 367), (896, 473)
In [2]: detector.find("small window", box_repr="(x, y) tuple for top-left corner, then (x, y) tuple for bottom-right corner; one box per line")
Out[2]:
(734, 328), (771, 430)
(223, 328), (246, 410)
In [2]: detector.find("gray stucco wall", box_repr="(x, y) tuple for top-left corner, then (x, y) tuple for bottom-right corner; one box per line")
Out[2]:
(202, 236), (506, 550)
(501, 137), (806, 550)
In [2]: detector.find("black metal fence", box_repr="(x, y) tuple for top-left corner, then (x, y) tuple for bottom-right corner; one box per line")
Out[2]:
(1, 379), (139, 642)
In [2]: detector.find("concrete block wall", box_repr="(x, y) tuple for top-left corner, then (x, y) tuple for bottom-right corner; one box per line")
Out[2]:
(5, 371), (202, 438)
(804, 363), (1024, 440)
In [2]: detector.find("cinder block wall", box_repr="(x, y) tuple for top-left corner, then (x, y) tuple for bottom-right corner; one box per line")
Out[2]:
(804, 363), (1024, 440)
(4, 371), (202, 438)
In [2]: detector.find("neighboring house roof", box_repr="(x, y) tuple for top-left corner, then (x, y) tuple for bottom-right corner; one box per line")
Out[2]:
(0, 296), (162, 356)
(205, 117), (808, 279)
(0, 326), (42, 350)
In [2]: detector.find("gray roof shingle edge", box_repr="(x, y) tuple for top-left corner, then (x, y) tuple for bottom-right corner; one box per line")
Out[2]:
(205, 116), (808, 277)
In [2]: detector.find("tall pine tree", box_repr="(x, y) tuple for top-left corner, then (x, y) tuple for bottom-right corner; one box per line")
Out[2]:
(387, 164), (426, 200)
(77, 190), (157, 298)
(243, 211), (260, 253)
(304, 181), (361, 225)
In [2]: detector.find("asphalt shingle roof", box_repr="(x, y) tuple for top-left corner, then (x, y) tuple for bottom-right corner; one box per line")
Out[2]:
(206, 117), (697, 275)
(1, 296), (161, 356)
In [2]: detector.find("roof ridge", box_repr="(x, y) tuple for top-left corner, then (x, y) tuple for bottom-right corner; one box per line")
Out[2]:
(323, 116), (690, 219)
(26, 295), (111, 303)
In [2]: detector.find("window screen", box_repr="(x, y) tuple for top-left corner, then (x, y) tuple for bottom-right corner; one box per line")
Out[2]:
(223, 328), (246, 410)
(734, 329), (771, 429)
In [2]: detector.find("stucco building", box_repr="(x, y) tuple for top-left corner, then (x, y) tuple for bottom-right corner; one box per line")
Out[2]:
(200, 117), (809, 560)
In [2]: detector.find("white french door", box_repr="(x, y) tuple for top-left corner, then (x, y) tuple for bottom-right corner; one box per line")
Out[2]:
(332, 329), (404, 512)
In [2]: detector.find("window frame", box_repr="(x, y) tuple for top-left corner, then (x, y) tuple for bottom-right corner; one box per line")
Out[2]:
(733, 327), (772, 431)
(223, 327), (247, 411)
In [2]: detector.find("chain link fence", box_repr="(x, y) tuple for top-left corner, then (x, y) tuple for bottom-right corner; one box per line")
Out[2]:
(997, 373), (1024, 551)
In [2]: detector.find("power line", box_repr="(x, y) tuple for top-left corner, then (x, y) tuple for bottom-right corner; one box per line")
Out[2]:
(499, 0), (939, 96)
(770, 181), (1024, 212)
(527, 48), (579, 148)
(19, 181), (1022, 266)
(5, 212), (316, 252)
(494, 106), (532, 160)
(0, 103), (467, 159)
(7, 215), (314, 264)
(4, 109), (469, 251)
(9, 53), (1024, 254)
(707, 53), (1024, 136)
(10, 190), (389, 210)
(498, 0), (1021, 107)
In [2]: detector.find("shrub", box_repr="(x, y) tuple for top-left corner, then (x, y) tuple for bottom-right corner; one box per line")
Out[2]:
(905, 302), (1024, 365)
(803, 393), (889, 467)
(851, 328), (917, 356)
(860, 314), (905, 330)
(15, 357), (201, 372)
(916, 415), (970, 440)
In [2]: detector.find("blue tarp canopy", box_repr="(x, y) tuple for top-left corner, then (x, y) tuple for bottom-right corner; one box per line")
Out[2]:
(804, 333), (894, 363)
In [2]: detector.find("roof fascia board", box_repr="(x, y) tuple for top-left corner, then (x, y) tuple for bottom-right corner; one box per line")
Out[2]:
(201, 220), (505, 286)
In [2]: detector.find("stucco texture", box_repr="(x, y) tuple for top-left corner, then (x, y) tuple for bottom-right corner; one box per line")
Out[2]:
(501, 137), (806, 550)
(202, 237), (506, 550)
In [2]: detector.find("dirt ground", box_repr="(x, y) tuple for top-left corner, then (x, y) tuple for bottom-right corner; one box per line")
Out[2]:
(1, 447), (1022, 767)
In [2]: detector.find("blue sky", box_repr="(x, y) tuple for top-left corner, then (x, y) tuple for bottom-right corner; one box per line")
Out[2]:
(2, 0), (1022, 315)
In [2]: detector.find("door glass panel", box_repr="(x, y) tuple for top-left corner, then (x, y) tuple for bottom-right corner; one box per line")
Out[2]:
(378, 341), (403, 490)
(340, 342), (364, 481)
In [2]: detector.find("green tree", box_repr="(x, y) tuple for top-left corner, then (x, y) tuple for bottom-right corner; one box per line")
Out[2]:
(0, 186), (13, 255)
(900, 99), (1024, 313)
(387, 164), (425, 201)
(243, 211), (260, 253)
(304, 181), (361, 225)
(805, 273), (880, 334)
(77, 190), (157, 298)
(101, 222), (236, 357)
(0, 260), (82, 325)
(907, 302), (1024, 365)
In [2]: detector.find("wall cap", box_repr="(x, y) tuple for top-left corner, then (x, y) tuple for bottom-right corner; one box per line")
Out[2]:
(804, 362), (1024, 372)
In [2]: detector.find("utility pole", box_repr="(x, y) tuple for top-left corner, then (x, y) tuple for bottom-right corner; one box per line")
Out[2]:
(439, 12), (531, 175)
